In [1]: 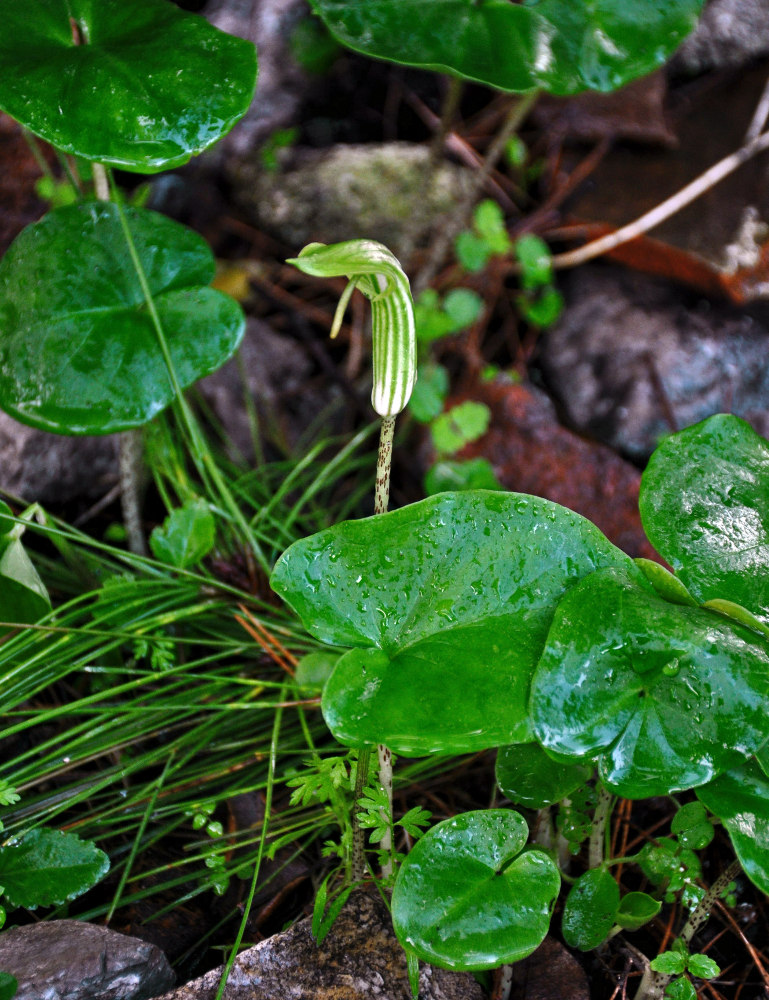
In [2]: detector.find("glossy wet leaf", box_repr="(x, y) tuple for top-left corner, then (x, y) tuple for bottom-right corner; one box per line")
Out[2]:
(562, 868), (619, 951)
(0, 203), (245, 434)
(272, 491), (632, 754)
(149, 497), (215, 569)
(530, 567), (769, 797)
(671, 801), (714, 851)
(392, 809), (559, 970)
(615, 892), (661, 931)
(0, 0), (257, 173)
(495, 742), (592, 808)
(697, 757), (769, 895)
(309, 0), (703, 95)
(0, 828), (109, 909)
(640, 415), (769, 625)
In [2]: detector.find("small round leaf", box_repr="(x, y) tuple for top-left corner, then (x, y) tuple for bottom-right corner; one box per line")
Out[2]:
(0, 0), (257, 172)
(562, 868), (619, 951)
(615, 892), (661, 931)
(392, 809), (559, 970)
(0, 828), (109, 909)
(687, 954), (720, 979)
(0, 203), (245, 434)
(496, 742), (592, 808)
(0, 972), (17, 1000)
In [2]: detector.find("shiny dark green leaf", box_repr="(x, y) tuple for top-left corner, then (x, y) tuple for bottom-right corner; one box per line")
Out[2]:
(0, 0), (257, 173)
(697, 758), (769, 895)
(615, 892), (661, 931)
(0, 203), (245, 434)
(640, 415), (769, 625)
(0, 536), (52, 626)
(495, 742), (592, 808)
(392, 810), (559, 970)
(272, 491), (632, 754)
(530, 567), (769, 797)
(0, 828), (109, 909)
(562, 868), (619, 951)
(309, 0), (703, 96)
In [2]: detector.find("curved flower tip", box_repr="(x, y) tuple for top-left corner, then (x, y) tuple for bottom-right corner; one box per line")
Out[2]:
(287, 239), (417, 418)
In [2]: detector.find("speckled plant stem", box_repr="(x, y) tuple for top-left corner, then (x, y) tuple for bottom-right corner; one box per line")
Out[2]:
(351, 416), (397, 881)
(633, 859), (741, 1000)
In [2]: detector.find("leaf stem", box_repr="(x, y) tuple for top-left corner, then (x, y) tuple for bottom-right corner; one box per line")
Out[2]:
(589, 785), (613, 870)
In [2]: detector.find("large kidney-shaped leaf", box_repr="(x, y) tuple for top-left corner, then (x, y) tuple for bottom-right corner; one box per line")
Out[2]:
(271, 491), (633, 754)
(697, 758), (769, 895)
(0, 0), (257, 172)
(310, 0), (703, 96)
(0, 828), (109, 909)
(640, 415), (769, 625)
(392, 809), (559, 970)
(0, 203), (245, 434)
(530, 567), (769, 798)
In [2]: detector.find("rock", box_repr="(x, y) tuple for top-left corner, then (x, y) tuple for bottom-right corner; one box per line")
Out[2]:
(511, 937), (590, 1000)
(228, 143), (474, 252)
(449, 377), (658, 560)
(197, 317), (333, 457)
(203, 0), (314, 159)
(672, 0), (769, 74)
(537, 265), (769, 461)
(0, 412), (118, 504)
(0, 920), (174, 1000)
(152, 890), (482, 1000)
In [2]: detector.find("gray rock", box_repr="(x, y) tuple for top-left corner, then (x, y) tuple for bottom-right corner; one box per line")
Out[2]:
(673, 0), (769, 74)
(203, 0), (313, 159)
(197, 317), (335, 457)
(0, 920), (174, 1000)
(537, 265), (769, 460)
(152, 890), (482, 1000)
(228, 143), (474, 252)
(0, 414), (118, 504)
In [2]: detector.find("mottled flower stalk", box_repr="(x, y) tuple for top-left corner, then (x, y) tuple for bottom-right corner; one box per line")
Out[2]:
(288, 240), (417, 881)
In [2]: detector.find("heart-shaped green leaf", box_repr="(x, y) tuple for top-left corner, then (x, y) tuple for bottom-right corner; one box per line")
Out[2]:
(309, 0), (703, 96)
(562, 868), (619, 951)
(697, 758), (769, 895)
(272, 491), (632, 754)
(150, 497), (215, 569)
(0, 828), (109, 909)
(530, 567), (769, 798)
(495, 742), (592, 809)
(392, 809), (559, 970)
(0, 0), (257, 172)
(615, 892), (661, 931)
(640, 415), (769, 625)
(0, 203), (245, 434)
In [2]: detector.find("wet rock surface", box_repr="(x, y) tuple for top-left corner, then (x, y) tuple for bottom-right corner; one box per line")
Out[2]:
(454, 377), (658, 560)
(537, 265), (769, 461)
(152, 890), (482, 1000)
(0, 920), (174, 1000)
(228, 143), (474, 250)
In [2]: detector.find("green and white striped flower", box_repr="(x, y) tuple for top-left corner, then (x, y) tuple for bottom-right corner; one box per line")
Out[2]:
(287, 239), (416, 418)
